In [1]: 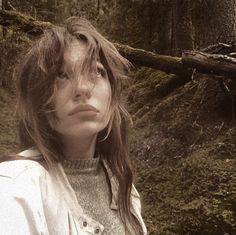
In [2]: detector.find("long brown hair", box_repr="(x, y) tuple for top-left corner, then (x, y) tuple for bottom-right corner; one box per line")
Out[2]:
(15, 17), (142, 234)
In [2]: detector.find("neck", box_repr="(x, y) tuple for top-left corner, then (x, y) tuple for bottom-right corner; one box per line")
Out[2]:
(61, 134), (97, 160)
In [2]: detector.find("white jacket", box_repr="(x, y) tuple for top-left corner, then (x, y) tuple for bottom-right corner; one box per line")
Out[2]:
(0, 148), (147, 235)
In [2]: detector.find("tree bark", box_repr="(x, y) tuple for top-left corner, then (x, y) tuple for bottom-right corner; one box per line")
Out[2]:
(182, 50), (236, 78)
(114, 43), (187, 76)
(2, 0), (9, 38)
(172, 0), (193, 56)
(156, 2), (172, 55)
(192, 0), (236, 49)
(47, 0), (57, 23)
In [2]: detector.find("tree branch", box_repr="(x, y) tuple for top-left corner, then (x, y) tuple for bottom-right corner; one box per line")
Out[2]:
(7, 1), (17, 11)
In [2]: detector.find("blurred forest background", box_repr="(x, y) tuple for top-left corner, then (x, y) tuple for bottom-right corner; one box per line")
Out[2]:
(1, 0), (236, 234)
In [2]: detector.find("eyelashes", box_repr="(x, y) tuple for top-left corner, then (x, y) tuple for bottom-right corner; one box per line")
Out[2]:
(96, 67), (107, 78)
(56, 66), (107, 82)
(57, 72), (70, 80)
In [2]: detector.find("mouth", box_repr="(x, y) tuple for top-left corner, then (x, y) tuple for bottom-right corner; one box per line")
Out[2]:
(68, 104), (99, 116)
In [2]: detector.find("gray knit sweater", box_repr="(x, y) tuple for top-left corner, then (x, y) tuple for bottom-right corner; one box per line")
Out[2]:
(62, 157), (132, 235)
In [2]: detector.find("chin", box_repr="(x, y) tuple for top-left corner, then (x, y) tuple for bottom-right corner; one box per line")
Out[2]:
(67, 123), (107, 137)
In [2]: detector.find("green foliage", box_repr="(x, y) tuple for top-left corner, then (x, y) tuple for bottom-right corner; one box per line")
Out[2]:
(127, 67), (176, 115)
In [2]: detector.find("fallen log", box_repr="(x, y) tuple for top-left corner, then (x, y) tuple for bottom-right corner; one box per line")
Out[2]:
(0, 9), (51, 35)
(0, 10), (188, 77)
(182, 51), (236, 78)
(114, 43), (188, 76)
(1, 9), (236, 80)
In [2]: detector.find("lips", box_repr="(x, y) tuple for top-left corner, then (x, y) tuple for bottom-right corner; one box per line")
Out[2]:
(68, 104), (99, 116)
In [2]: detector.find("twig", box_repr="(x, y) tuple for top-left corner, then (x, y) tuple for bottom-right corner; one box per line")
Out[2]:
(7, 1), (16, 11)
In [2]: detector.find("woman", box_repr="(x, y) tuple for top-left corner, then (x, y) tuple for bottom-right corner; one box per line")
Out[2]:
(0, 17), (147, 235)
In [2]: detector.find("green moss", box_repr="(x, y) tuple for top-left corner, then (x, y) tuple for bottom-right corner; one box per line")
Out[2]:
(128, 72), (236, 234)
(128, 67), (176, 112)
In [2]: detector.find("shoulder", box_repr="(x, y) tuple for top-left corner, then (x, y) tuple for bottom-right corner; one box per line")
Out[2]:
(0, 148), (48, 184)
(0, 159), (46, 181)
(0, 152), (51, 208)
(0, 150), (52, 235)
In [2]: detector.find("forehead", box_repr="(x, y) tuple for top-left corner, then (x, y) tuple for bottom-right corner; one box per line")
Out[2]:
(64, 40), (87, 64)
(64, 40), (103, 66)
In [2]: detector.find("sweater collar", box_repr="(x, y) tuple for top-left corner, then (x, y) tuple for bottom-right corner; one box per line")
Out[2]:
(18, 147), (119, 210)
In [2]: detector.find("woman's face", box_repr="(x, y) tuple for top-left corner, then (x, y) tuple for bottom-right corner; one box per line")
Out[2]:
(53, 40), (112, 139)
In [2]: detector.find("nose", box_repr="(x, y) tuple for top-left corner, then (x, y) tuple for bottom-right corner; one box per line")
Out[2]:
(73, 74), (93, 101)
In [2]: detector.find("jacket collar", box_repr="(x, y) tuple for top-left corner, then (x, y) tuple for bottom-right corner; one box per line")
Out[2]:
(101, 160), (119, 210)
(18, 147), (119, 210)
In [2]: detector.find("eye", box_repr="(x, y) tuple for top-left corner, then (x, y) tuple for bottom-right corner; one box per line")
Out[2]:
(56, 72), (70, 81)
(96, 67), (106, 78)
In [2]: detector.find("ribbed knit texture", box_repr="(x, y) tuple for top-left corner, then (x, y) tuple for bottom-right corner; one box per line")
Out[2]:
(62, 157), (133, 235)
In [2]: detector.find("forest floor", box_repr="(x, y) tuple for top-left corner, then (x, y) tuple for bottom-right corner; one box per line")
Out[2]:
(1, 67), (236, 235)
(128, 68), (236, 235)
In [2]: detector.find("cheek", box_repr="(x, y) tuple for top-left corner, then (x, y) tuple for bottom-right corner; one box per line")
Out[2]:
(101, 85), (112, 123)
(54, 85), (72, 116)
(104, 87), (111, 105)
(101, 81), (111, 104)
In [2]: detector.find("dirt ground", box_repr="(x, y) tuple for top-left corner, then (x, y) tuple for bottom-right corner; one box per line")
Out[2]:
(128, 68), (236, 235)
